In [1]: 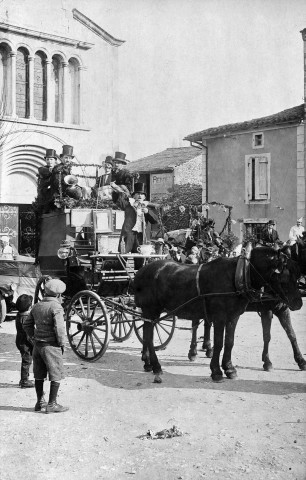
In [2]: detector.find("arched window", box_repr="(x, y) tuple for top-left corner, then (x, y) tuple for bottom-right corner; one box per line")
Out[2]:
(0, 43), (10, 115)
(16, 47), (29, 118)
(51, 55), (64, 122)
(34, 51), (47, 121)
(68, 58), (80, 124)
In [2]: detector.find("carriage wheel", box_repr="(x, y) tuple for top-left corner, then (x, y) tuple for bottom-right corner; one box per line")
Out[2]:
(134, 313), (176, 350)
(34, 275), (52, 303)
(108, 298), (134, 342)
(66, 290), (110, 362)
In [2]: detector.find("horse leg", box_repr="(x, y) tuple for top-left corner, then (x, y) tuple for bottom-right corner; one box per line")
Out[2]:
(188, 319), (199, 361)
(210, 317), (225, 382)
(261, 310), (273, 371)
(202, 318), (213, 358)
(142, 320), (163, 383)
(275, 308), (306, 371)
(221, 315), (239, 379)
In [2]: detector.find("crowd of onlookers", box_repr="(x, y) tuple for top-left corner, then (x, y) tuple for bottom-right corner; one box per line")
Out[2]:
(153, 217), (305, 265)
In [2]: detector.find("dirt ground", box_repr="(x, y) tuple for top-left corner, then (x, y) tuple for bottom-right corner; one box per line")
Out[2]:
(0, 304), (306, 480)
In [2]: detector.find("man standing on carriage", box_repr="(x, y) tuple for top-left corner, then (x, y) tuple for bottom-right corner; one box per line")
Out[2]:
(116, 182), (159, 254)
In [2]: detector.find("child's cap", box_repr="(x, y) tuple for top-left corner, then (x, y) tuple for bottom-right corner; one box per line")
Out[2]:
(16, 294), (33, 313)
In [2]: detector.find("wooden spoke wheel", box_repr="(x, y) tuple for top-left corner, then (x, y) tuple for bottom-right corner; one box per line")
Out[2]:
(34, 275), (52, 303)
(66, 290), (110, 362)
(108, 297), (134, 342)
(134, 313), (176, 350)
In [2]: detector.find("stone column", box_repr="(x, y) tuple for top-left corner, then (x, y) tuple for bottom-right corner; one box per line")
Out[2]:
(62, 61), (69, 123)
(77, 65), (86, 124)
(45, 59), (52, 121)
(9, 52), (17, 116)
(28, 55), (34, 118)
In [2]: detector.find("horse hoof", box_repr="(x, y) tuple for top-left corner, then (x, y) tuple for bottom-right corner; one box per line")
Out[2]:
(225, 370), (237, 379)
(263, 362), (273, 372)
(211, 373), (224, 382)
(188, 355), (197, 362)
(144, 365), (153, 372)
(154, 375), (162, 384)
(206, 348), (213, 359)
(298, 360), (306, 371)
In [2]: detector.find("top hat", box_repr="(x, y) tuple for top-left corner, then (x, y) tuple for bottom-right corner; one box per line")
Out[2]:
(44, 149), (58, 160)
(60, 145), (74, 158)
(133, 182), (146, 196)
(114, 152), (129, 164)
(105, 156), (114, 165)
(268, 219), (275, 225)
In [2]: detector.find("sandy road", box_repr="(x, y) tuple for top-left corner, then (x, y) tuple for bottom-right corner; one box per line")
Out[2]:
(0, 305), (306, 480)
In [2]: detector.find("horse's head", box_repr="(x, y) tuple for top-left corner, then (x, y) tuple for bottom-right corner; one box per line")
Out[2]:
(250, 247), (302, 310)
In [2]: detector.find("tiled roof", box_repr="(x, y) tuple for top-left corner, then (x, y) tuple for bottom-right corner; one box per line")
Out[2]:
(184, 104), (305, 142)
(128, 147), (202, 172)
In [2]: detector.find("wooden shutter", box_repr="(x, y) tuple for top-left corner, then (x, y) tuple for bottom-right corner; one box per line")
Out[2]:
(254, 156), (269, 200)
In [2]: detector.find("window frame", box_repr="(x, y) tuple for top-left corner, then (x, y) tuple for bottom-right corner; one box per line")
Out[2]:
(245, 153), (271, 204)
(252, 132), (264, 149)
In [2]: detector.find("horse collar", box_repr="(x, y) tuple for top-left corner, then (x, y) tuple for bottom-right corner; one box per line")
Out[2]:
(196, 263), (205, 296)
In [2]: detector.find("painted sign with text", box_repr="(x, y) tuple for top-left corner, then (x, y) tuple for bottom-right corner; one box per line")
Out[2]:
(150, 173), (174, 200)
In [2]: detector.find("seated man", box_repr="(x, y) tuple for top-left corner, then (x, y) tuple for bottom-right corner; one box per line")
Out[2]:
(260, 220), (282, 247)
(0, 236), (18, 260)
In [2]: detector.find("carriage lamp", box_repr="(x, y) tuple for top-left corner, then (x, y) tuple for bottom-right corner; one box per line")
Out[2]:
(57, 240), (72, 259)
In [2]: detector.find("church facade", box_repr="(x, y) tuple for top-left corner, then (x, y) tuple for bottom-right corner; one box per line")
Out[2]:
(0, 1), (125, 253)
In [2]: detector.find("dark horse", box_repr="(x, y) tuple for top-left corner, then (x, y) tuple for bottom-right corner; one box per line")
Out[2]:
(133, 246), (302, 382)
(189, 240), (306, 371)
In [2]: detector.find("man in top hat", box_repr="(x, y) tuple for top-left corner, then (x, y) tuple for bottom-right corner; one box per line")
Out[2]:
(288, 218), (304, 245)
(118, 182), (159, 254)
(50, 145), (74, 199)
(260, 220), (282, 247)
(110, 152), (135, 204)
(93, 156), (114, 200)
(37, 149), (59, 212)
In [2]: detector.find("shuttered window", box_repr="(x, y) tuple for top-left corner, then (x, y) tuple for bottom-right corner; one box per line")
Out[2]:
(16, 48), (29, 118)
(245, 154), (270, 203)
(34, 52), (47, 121)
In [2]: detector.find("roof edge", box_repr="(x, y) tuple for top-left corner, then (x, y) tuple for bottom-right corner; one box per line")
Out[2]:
(72, 9), (125, 47)
(184, 104), (305, 142)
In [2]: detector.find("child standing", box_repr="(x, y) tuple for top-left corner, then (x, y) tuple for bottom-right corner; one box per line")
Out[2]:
(15, 294), (34, 388)
(23, 279), (68, 413)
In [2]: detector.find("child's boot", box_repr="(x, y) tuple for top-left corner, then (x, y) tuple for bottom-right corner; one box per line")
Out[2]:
(45, 381), (69, 414)
(34, 379), (47, 412)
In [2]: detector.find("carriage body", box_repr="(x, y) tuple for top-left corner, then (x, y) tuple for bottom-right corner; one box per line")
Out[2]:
(35, 207), (175, 361)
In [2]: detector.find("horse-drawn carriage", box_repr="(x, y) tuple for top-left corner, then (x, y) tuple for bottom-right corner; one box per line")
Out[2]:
(33, 204), (305, 382)
(34, 207), (177, 361)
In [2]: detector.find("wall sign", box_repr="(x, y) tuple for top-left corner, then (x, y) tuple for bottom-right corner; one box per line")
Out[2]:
(150, 172), (174, 199)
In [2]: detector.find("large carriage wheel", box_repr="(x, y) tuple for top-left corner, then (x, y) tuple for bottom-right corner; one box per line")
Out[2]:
(34, 275), (52, 303)
(134, 313), (176, 350)
(108, 297), (134, 342)
(66, 290), (110, 361)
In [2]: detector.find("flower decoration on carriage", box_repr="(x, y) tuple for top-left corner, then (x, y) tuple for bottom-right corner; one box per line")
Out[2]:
(178, 205), (186, 213)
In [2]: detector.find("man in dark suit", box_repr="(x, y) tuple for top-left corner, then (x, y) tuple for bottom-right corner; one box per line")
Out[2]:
(118, 182), (159, 254)
(260, 220), (282, 247)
